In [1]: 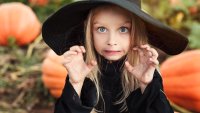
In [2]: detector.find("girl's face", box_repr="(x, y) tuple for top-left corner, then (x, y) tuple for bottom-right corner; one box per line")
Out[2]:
(92, 6), (132, 61)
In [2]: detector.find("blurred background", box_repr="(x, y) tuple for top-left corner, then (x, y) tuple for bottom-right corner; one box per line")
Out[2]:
(0, 0), (199, 113)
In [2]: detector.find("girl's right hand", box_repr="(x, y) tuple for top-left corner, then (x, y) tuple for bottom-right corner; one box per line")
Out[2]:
(62, 45), (97, 84)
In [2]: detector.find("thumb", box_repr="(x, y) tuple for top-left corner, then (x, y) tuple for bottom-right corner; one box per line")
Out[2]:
(87, 60), (97, 70)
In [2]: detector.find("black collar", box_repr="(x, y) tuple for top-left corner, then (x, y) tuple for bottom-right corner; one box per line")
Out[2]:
(99, 55), (127, 77)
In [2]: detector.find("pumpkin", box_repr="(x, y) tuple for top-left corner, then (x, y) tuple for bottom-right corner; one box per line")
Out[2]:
(29, 0), (49, 6)
(0, 2), (41, 46)
(160, 50), (200, 112)
(42, 50), (67, 98)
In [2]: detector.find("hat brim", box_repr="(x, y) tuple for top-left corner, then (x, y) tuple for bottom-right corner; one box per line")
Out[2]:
(42, 0), (188, 55)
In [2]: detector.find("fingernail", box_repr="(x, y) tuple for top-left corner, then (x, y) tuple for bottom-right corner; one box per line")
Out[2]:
(132, 47), (137, 50)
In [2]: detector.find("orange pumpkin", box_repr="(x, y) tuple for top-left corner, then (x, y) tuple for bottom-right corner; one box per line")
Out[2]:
(29, 0), (49, 6)
(42, 50), (67, 98)
(0, 2), (41, 46)
(160, 50), (200, 112)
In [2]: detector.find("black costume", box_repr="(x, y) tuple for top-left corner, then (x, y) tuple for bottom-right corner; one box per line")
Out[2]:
(54, 57), (174, 113)
(41, 0), (188, 113)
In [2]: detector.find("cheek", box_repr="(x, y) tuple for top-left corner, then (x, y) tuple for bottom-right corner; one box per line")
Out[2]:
(93, 39), (99, 50)
(124, 41), (130, 53)
(120, 34), (131, 51)
(93, 34), (104, 53)
(93, 32), (107, 46)
(93, 40), (104, 56)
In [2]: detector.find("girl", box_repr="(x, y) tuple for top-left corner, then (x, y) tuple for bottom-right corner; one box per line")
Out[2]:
(42, 0), (188, 113)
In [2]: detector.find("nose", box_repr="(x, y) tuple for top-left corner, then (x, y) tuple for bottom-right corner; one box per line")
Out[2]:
(107, 32), (117, 46)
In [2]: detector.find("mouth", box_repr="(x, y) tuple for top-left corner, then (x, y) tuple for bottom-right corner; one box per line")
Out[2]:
(104, 50), (121, 55)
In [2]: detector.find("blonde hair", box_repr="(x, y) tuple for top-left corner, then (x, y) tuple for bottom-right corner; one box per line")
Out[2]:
(84, 4), (148, 113)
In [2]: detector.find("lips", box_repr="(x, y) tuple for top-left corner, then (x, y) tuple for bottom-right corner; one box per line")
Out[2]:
(104, 50), (121, 55)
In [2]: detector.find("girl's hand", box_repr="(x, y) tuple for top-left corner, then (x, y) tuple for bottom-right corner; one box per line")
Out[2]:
(62, 45), (97, 84)
(125, 44), (159, 93)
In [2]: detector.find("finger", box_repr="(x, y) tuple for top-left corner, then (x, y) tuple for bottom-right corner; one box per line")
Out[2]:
(149, 48), (158, 59)
(63, 51), (78, 57)
(140, 44), (150, 50)
(80, 46), (86, 53)
(70, 45), (82, 53)
(137, 47), (145, 57)
(140, 45), (153, 57)
(135, 47), (147, 63)
(87, 60), (97, 70)
(141, 48), (153, 57)
(141, 48), (152, 57)
(132, 46), (138, 51)
(149, 58), (159, 66)
(147, 51), (153, 57)
(125, 61), (134, 72)
(62, 58), (71, 68)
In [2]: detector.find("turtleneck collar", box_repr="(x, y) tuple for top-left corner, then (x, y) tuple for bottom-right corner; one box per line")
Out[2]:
(98, 55), (127, 76)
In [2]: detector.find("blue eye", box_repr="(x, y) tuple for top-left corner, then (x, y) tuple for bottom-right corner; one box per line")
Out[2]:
(97, 27), (107, 33)
(120, 27), (129, 33)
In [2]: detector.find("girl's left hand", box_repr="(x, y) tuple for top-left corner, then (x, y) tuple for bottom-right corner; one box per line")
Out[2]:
(125, 44), (159, 93)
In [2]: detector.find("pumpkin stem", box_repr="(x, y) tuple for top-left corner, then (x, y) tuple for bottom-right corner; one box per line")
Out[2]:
(8, 36), (18, 49)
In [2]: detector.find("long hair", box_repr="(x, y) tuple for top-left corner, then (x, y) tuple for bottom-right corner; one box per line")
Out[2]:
(84, 4), (148, 113)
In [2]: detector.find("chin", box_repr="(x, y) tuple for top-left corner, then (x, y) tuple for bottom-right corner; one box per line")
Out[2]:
(104, 56), (123, 61)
